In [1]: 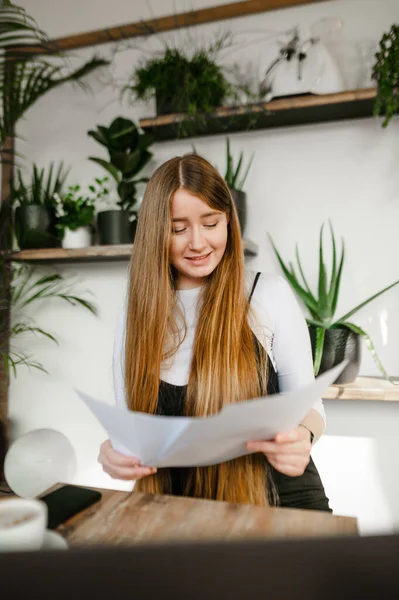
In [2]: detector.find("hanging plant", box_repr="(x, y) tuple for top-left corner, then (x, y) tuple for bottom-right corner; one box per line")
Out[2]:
(372, 24), (399, 127)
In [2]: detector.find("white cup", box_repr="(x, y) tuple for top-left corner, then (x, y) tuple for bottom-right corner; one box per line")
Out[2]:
(0, 498), (47, 552)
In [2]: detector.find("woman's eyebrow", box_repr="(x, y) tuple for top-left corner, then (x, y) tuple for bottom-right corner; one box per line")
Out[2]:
(172, 211), (221, 222)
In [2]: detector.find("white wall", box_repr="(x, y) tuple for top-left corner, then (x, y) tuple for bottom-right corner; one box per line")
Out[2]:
(8, 0), (399, 535)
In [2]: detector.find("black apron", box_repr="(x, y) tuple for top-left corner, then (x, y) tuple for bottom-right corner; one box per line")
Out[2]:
(157, 274), (331, 512)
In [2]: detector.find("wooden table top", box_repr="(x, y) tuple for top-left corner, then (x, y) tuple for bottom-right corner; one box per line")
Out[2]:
(56, 486), (358, 547)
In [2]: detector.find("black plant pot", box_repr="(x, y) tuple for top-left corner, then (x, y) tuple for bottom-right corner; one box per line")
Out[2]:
(229, 188), (247, 235)
(14, 205), (60, 250)
(308, 325), (361, 384)
(97, 210), (136, 245)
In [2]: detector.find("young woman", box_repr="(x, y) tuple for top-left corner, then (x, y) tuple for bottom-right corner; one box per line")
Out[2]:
(98, 154), (330, 511)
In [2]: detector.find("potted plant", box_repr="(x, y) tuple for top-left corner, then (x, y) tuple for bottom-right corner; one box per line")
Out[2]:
(53, 184), (96, 249)
(12, 163), (68, 249)
(372, 24), (399, 127)
(88, 117), (153, 245)
(270, 222), (399, 384)
(0, 263), (97, 377)
(224, 138), (254, 235)
(125, 35), (236, 136)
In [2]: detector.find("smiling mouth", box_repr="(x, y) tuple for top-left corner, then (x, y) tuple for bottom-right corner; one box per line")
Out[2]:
(185, 252), (212, 261)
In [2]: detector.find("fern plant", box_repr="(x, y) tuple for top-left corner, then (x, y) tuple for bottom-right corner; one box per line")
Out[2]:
(270, 222), (399, 378)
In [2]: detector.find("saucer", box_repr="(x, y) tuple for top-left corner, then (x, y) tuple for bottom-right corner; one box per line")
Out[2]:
(41, 530), (68, 550)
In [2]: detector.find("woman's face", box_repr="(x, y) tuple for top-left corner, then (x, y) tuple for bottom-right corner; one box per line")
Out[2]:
(169, 188), (229, 290)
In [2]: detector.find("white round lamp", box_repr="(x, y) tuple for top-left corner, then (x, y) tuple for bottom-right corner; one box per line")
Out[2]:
(4, 429), (77, 498)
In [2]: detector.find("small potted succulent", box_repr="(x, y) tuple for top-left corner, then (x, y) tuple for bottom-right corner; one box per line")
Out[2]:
(270, 222), (399, 384)
(12, 163), (68, 249)
(88, 117), (153, 245)
(53, 184), (96, 249)
(224, 138), (254, 235)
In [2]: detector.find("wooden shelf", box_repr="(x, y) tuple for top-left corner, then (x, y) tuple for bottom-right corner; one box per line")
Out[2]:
(8, 239), (258, 263)
(139, 88), (379, 142)
(323, 376), (399, 402)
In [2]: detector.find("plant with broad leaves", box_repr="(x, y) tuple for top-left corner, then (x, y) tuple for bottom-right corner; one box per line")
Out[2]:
(269, 222), (399, 379)
(88, 117), (152, 216)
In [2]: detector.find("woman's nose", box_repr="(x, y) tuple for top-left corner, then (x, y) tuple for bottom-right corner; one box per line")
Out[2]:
(188, 226), (206, 251)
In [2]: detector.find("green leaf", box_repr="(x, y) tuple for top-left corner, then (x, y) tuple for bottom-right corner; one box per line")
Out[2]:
(338, 279), (399, 323)
(331, 236), (345, 318)
(339, 321), (398, 383)
(268, 234), (320, 316)
(231, 151), (243, 188)
(237, 152), (254, 191)
(318, 224), (329, 319)
(88, 157), (120, 182)
(313, 326), (326, 376)
(295, 242), (317, 303)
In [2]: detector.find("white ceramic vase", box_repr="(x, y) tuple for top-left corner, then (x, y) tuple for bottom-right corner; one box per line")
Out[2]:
(61, 226), (91, 249)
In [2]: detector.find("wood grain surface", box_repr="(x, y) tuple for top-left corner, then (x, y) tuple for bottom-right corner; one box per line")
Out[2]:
(323, 376), (399, 401)
(58, 488), (358, 548)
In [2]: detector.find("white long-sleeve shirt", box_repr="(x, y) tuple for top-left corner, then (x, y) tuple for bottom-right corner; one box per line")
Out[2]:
(113, 271), (326, 427)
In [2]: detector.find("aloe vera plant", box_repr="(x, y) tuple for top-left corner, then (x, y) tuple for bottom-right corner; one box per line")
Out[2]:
(224, 137), (254, 191)
(270, 222), (399, 379)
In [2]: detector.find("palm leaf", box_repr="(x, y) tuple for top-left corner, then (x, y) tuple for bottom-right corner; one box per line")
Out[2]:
(10, 322), (58, 344)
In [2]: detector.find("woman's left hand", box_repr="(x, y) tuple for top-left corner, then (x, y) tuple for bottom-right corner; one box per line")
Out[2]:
(246, 426), (312, 477)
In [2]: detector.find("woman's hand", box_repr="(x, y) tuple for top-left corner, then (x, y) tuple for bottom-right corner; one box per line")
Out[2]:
(246, 426), (312, 477)
(98, 439), (157, 481)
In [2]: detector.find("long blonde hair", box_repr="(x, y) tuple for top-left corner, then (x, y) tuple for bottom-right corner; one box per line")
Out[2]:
(125, 154), (270, 506)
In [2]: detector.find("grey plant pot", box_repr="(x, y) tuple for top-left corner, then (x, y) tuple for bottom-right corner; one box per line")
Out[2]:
(14, 205), (59, 249)
(229, 188), (247, 235)
(308, 325), (361, 384)
(97, 210), (135, 245)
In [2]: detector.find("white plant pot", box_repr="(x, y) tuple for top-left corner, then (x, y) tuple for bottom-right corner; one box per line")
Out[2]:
(61, 226), (92, 249)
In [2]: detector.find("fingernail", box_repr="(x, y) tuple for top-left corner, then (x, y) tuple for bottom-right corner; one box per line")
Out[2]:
(289, 432), (297, 440)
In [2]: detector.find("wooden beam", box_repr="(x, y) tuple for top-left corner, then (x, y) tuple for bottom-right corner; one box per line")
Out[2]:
(18, 0), (326, 55)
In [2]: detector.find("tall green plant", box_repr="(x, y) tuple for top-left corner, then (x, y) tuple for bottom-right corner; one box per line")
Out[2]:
(372, 24), (399, 127)
(12, 162), (68, 207)
(270, 222), (399, 378)
(1, 264), (97, 376)
(224, 137), (254, 191)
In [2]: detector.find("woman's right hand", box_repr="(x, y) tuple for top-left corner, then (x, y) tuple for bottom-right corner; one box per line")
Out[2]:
(98, 439), (157, 481)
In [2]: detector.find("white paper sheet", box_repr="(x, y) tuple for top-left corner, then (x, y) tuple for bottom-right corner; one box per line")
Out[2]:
(76, 361), (346, 467)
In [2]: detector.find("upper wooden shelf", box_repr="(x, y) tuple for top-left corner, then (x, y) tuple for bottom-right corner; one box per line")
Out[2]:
(139, 88), (379, 142)
(323, 376), (399, 402)
(8, 239), (259, 263)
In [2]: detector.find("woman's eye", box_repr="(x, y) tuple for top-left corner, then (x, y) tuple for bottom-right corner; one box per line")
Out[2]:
(204, 223), (217, 229)
(173, 227), (186, 234)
